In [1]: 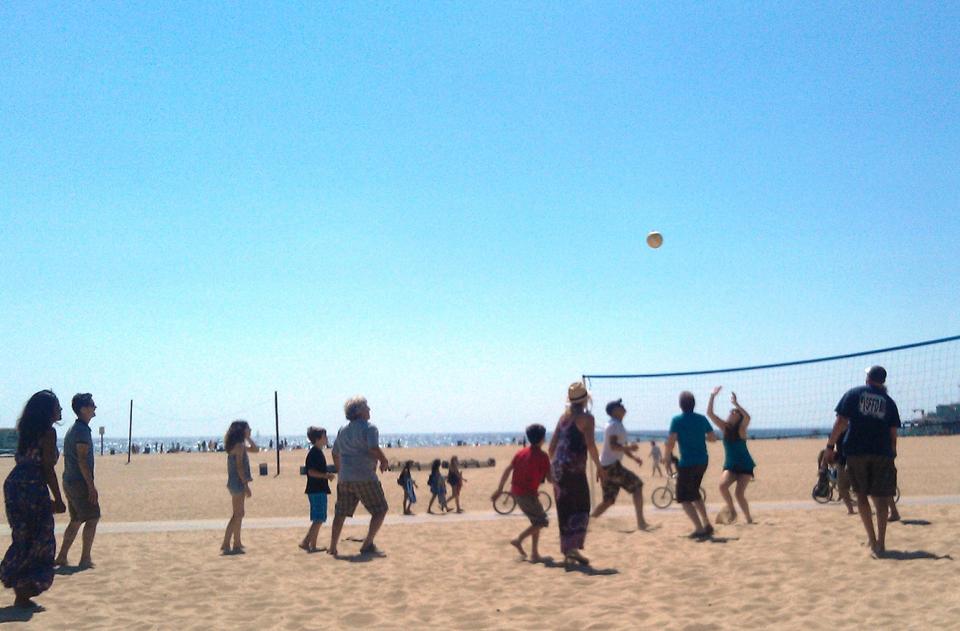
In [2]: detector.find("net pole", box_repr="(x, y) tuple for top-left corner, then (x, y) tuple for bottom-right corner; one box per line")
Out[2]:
(126, 399), (133, 464)
(274, 391), (280, 476)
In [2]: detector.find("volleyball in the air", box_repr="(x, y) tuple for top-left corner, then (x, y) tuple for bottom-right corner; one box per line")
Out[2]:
(646, 231), (663, 249)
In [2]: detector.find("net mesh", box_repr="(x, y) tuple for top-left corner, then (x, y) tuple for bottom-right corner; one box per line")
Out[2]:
(584, 335), (960, 439)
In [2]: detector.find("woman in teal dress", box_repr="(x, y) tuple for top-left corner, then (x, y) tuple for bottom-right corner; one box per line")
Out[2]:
(707, 386), (756, 524)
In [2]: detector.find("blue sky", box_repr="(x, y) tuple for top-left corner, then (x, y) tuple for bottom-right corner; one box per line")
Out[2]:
(2, 2), (958, 437)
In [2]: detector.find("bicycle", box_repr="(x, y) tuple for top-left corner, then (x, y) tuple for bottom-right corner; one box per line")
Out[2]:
(812, 467), (901, 504)
(651, 473), (706, 509)
(492, 490), (553, 515)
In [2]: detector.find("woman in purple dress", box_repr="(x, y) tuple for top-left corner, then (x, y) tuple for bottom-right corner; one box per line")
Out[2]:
(549, 382), (606, 567)
(1, 390), (67, 609)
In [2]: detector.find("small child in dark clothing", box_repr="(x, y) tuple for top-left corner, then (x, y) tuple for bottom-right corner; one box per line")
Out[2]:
(427, 459), (449, 514)
(299, 427), (335, 552)
(397, 460), (418, 515)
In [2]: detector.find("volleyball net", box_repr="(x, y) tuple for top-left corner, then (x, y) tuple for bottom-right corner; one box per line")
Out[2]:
(583, 335), (960, 439)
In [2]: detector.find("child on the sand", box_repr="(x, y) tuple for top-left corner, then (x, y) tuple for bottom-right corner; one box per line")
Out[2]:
(397, 460), (418, 515)
(427, 459), (449, 513)
(491, 423), (553, 562)
(447, 456), (467, 513)
(300, 426), (335, 551)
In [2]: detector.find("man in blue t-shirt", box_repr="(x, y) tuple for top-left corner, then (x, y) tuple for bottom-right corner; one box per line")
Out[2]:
(825, 365), (901, 557)
(663, 391), (717, 538)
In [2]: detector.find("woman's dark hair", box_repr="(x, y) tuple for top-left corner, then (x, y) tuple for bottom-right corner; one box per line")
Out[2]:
(306, 426), (326, 443)
(724, 410), (744, 442)
(525, 423), (546, 445)
(403, 460), (412, 471)
(224, 420), (250, 452)
(17, 390), (60, 454)
(431, 458), (441, 473)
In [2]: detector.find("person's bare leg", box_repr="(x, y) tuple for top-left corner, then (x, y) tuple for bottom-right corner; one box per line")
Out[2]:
(681, 501), (704, 535)
(361, 511), (386, 551)
(632, 490), (648, 529)
(328, 514), (346, 555)
(694, 499), (710, 530)
(840, 488), (856, 514)
(56, 520), (82, 565)
(718, 471), (736, 521)
(888, 501), (900, 522)
(428, 494), (436, 514)
(734, 476), (753, 524)
(511, 524), (537, 558)
(231, 495), (245, 550)
(591, 498), (614, 519)
(79, 518), (99, 567)
(530, 527), (542, 561)
(856, 494), (877, 553)
(301, 522), (322, 550)
(221, 515), (236, 551)
(872, 496), (890, 554)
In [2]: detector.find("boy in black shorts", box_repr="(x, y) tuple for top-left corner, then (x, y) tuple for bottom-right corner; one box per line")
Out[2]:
(492, 424), (554, 562)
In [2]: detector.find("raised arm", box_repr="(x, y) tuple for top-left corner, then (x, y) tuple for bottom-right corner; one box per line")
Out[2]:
(245, 437), (260, 453)
(731, 392), (751, 438)
(707, 386), (727, 430)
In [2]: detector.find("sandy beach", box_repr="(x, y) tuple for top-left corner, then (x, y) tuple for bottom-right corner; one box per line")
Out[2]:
(0, 435), (957, 629)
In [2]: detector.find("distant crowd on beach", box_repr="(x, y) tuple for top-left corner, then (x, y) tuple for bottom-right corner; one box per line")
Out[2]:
(2, 364), (904, 609)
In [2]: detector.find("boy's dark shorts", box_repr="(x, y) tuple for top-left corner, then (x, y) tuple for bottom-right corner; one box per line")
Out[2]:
(515, 494), (548, 528)
(64, 479), (101, 522)
(601, 461), (643, 502)
(676, 464), (708, 503)
(334, 480), (389, 517)
(846, 455), (897, 497)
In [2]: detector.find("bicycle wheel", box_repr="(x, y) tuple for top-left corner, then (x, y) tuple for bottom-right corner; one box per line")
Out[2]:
(493, 492), (516, 515)
(812, 484), (831, 504)
(538, 490), (553, 512)
(651, 486), (673, 509)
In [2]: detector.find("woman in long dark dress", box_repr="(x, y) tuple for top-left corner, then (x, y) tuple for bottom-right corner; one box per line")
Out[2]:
(1, 390), (67, 609)
(549, 382), (606, 567)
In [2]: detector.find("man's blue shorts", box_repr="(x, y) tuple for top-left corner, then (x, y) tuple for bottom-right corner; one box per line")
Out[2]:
(308, 492), (328, 523)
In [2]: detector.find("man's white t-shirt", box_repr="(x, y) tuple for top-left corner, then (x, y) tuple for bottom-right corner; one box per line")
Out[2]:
(600, 418), (628, 467)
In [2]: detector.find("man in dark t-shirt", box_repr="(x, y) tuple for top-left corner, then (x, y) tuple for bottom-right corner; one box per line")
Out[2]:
(825, 366), (901, 557)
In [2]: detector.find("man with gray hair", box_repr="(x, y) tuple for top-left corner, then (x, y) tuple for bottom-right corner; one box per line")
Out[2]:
(328, 396), (390, 557)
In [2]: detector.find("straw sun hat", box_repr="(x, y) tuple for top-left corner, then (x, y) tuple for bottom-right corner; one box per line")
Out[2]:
(567, 381), (590, 405)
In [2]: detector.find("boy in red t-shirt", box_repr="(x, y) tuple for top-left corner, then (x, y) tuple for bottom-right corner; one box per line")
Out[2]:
(491, 424), (554, 562)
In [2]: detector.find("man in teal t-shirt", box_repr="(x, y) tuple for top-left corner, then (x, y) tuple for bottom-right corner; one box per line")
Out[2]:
(663, 391), (717, 538)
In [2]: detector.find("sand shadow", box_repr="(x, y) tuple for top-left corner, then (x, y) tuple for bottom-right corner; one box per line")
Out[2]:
(880, 550), (952, 561)
(331, 551), (384, 563)
(898, 519), (932, 526)
(54, 565), (87, 576)
(698, 536), (738, 544)
(0, 605), (40, 623)
(538, 557), (618, 576)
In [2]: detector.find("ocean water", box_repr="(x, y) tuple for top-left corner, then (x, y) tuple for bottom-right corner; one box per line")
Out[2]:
(85, 427), (829, 453)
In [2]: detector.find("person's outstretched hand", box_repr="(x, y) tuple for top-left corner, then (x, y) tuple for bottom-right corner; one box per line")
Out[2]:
(712, 386), (722, 396)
